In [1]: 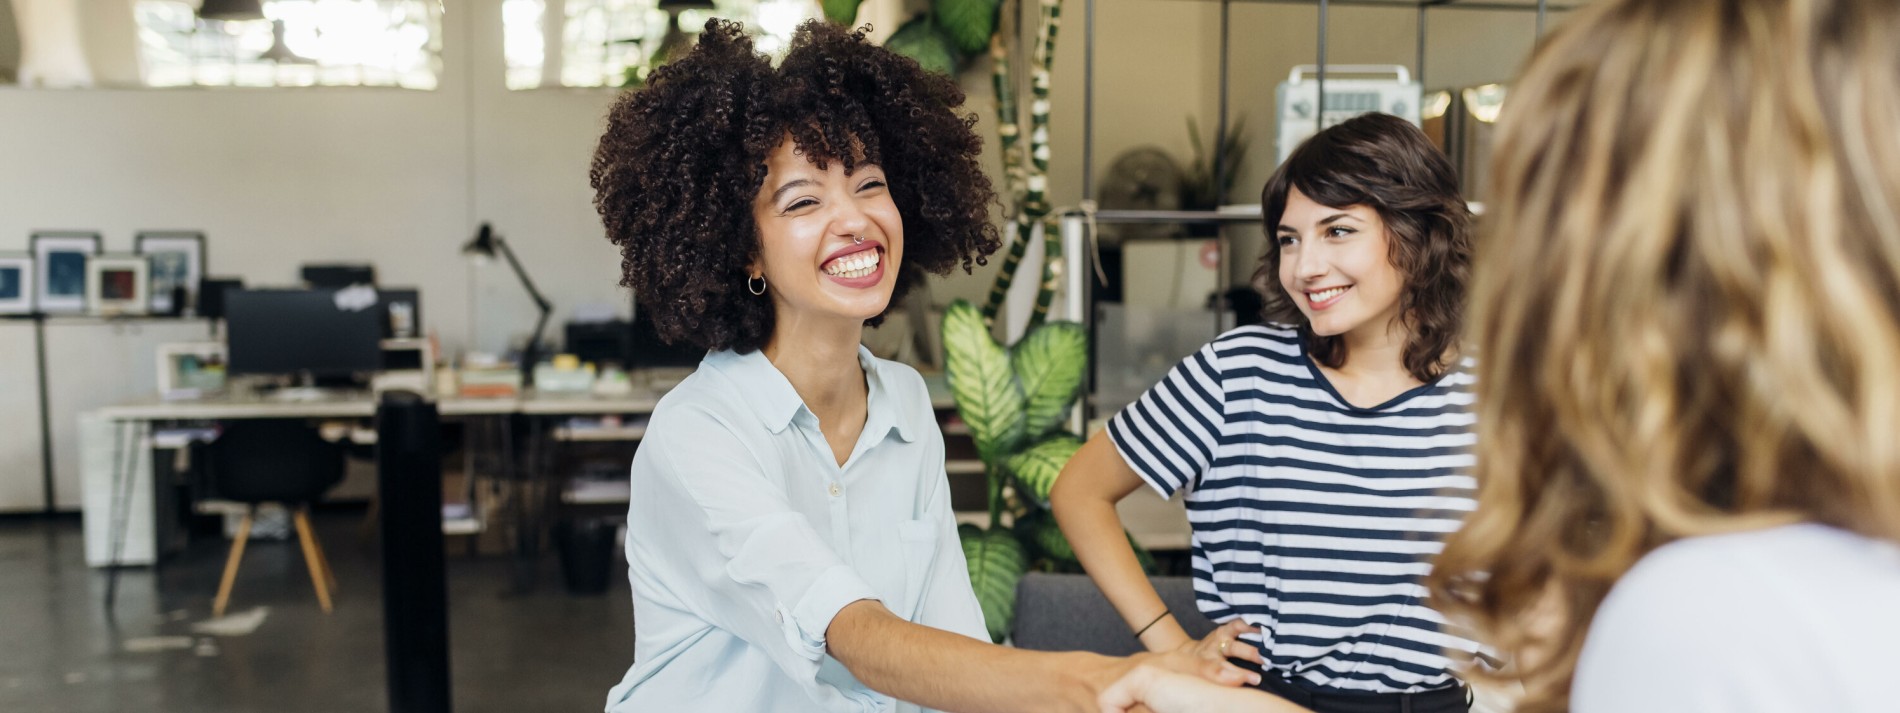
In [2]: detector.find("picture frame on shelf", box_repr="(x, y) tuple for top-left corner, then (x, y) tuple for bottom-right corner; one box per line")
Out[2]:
(31, 231), (100, 314)
(135, 231), (205, 315)
(0, 254), (33, 314)
(87, 255), (148, 316)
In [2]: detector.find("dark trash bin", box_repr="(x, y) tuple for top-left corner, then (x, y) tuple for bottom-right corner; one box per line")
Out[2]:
(556, 518), (619, 595)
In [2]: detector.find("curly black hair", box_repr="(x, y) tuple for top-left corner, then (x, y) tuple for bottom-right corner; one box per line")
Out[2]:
(590, 20), (1000, 354)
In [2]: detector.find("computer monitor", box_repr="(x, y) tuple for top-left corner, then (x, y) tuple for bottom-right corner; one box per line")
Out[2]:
(196, 277), (244, 320)
(300, 263), (376, 289)
(225, 288), (384, 380)
(566, 320), (633, 368)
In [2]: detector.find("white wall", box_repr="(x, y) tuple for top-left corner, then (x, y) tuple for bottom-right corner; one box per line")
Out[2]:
(0, 0), (621, 359)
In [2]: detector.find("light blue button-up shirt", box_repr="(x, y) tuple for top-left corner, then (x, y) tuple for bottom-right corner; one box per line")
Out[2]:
(605, 347), (988, 713)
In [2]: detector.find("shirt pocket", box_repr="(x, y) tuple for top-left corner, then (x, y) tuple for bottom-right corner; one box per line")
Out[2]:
(895, 518), (939, 619)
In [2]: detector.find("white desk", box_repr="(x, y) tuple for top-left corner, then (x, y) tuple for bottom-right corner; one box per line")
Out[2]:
(90, 391), (674, 421)
(81, 381), (1184, 568)
(81, 389), (676, 567)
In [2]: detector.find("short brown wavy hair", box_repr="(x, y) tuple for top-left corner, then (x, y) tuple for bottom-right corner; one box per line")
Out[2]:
(590, 20), (1000, 354)
(1254, 113), (1472, 382)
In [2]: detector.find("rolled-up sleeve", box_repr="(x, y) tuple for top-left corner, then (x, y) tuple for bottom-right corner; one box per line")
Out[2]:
(634, 407), (881, 690)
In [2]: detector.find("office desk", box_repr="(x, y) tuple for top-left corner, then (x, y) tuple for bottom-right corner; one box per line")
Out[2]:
(81, 389), (680, 567)
(81, 380), (1184, 570)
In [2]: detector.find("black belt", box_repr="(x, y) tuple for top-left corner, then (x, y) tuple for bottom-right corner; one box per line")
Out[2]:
(1231, 659), (1470, 713)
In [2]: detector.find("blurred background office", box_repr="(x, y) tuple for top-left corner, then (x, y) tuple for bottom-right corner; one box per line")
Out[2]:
(0, 0), (1562, 711)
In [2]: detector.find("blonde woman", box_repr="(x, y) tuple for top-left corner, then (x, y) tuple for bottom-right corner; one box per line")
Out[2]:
(1426, 0), (1900, 712)
(1099, 0), (1900, 712)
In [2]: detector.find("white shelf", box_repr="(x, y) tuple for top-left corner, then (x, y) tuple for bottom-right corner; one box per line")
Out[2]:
(563, 479), (632, 504)
(553, 425), (647, 442)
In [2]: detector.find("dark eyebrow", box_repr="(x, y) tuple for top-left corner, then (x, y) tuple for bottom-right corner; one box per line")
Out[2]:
(769, 178), (818, 205)
(1277, 212), (1357, 234)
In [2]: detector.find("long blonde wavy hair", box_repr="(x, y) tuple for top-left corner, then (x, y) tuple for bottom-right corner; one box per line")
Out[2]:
(1427, 0), (1900, 710)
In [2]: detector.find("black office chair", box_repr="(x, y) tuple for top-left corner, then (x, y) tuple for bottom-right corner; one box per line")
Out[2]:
(207, 419), (347, 617)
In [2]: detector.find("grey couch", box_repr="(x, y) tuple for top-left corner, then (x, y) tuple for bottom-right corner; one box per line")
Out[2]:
(1011, 572), (1217, 654)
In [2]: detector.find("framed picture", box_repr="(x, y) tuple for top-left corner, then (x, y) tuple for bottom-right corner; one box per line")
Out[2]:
(87, 255), (148, 316)
(136, 231), (205, 315)
(31, 231), (101, 314)
(0, 255), (33, 314)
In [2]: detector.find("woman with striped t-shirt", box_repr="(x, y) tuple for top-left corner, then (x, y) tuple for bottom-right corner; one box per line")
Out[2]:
(1052, 113), (1486, 713)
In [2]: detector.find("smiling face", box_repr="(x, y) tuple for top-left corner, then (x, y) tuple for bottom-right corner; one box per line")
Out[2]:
(749, 136), (904, 331)
(1275, 186), (1407, 341)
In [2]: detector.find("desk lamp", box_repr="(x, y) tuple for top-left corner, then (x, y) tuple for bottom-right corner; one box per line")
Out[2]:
(462, 222), (552, 387)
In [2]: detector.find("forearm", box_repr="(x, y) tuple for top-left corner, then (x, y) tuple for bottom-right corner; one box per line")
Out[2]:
(827, 599), (1114, 713)
(1050, 434), (1191, 651)
(1053, 491), (1186, 651)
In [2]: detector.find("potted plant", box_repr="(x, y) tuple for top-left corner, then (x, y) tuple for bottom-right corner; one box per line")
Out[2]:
(939, 299), (1152, 641)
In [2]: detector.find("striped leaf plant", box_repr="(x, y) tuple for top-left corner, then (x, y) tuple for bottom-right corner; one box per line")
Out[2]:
(942, 299), (1148, 642)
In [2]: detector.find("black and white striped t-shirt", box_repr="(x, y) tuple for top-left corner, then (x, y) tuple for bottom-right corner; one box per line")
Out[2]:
(1107, 324), (1486, 693)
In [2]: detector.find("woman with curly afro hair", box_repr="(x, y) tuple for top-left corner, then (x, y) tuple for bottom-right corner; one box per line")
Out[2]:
(593, 20), (1251, 713)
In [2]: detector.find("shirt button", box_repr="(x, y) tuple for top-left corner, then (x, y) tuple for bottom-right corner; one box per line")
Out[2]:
(828, 482), (842, 497)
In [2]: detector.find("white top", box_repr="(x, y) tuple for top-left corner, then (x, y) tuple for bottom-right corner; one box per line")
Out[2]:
(1574, 523), (1900, 713)
(605, 347), (987, 713)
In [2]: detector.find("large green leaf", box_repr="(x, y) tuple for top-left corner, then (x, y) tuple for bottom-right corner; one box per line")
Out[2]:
(933, 0), (999, 56)
(1012, 321), (1088, 438)
(821, 0), (861, 25)
(959, 524), (1028, 642)
(942, 300), (1026, 467)
(885, 15), (961, 77)
(1005, 432), (1084, 505)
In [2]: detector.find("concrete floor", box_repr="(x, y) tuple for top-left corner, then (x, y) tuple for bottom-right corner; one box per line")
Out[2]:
(0, 512), (634, 713)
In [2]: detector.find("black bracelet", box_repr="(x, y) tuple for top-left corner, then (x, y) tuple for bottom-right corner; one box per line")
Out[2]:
(1133, 609), (1170, 638)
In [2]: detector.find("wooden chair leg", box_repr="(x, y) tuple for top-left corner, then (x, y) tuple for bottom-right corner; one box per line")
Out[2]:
(292, 508), (334, 614)
(312, 520), (339, 592)
(212, 509), (254, 619)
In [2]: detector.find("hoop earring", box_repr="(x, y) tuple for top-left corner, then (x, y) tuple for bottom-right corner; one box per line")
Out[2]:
(747, 274), (766, 296)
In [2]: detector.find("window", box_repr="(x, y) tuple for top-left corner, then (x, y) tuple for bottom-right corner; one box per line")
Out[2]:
(503, 0), (815, 90)
(135, 0), (441, 89)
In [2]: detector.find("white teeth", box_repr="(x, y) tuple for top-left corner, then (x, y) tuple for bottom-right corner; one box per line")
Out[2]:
(1308, 286), (1348, 302)
(823, 249), (880, 277)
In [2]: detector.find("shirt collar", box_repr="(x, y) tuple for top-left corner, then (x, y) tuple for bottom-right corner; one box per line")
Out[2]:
(708, 346), (917, 444)
(861, 349), (917, 444)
